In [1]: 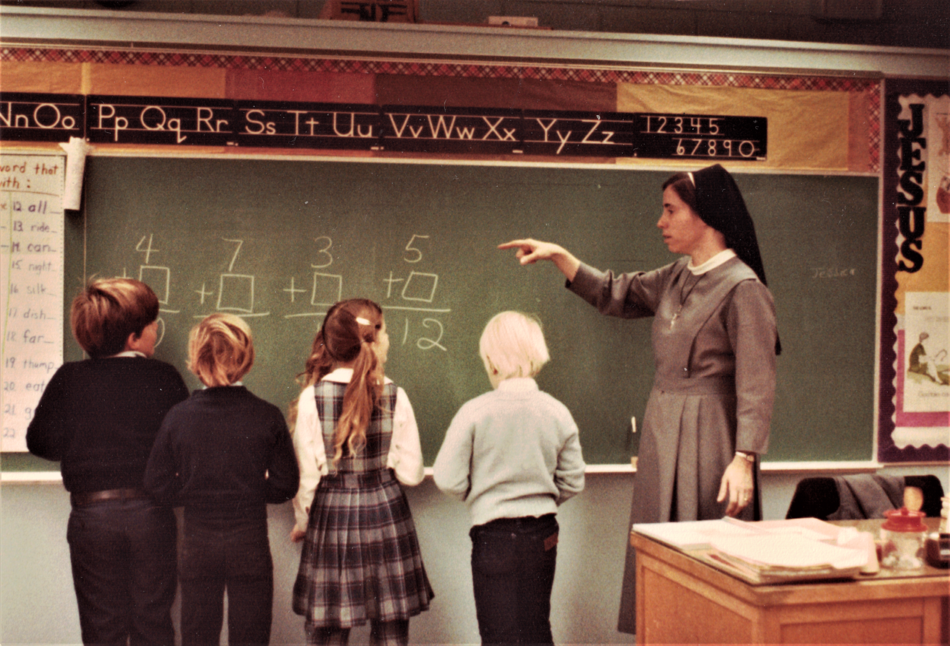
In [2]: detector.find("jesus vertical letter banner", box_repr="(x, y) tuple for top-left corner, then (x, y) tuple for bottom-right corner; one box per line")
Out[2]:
(879, 77), (950, 463)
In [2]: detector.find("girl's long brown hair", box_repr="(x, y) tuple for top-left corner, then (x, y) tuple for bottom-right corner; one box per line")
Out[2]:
(290, 299), (385, 465)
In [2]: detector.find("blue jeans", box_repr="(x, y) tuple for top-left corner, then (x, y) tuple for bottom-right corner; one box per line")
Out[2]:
(469, 514), (558, 645)
(67, 498), (177, 646)
(179, 513), (274, 646)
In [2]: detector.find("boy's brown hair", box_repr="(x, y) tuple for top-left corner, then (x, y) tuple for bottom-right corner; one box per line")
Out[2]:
(188, 313), (255, 387)
(70, 278), (159, 358)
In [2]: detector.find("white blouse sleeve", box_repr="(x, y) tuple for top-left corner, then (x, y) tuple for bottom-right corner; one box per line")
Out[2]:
(292, 385), (328, 532)
(386, 386), (425, 486)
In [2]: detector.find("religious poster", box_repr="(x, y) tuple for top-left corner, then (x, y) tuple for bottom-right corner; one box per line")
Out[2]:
(878, 77), (950, 463)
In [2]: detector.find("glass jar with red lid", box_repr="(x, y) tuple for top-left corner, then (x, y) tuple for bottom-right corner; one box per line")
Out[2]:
(880, 507), (927, 570)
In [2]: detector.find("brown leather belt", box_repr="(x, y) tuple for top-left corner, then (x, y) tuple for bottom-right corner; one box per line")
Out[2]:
(71, 488), (148, 507)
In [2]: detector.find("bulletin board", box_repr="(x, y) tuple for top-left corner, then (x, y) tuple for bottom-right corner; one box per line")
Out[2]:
(878, 77), (950, 463)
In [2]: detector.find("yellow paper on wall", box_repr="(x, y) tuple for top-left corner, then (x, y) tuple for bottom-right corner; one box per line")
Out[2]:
(0, 61), (83, 94)
(617, 84), (850, 172)
(86, 63), (228, 99)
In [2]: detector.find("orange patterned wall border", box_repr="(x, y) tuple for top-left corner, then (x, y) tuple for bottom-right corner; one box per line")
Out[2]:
(0, 46), (881, 171)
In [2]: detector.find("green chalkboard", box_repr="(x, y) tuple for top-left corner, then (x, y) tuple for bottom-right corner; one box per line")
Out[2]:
(7, 157), (879, 469)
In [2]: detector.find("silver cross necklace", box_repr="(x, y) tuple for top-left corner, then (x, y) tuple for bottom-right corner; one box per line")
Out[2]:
(670, 272), (704, 330)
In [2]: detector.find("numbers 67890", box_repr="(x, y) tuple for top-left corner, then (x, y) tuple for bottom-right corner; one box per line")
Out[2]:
(675, 138), (759, 158)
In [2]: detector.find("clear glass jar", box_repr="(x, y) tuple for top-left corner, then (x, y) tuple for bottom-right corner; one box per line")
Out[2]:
(880, 507), (927, 570)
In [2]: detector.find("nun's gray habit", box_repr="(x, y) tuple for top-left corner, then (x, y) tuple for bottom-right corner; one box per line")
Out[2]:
(567, 164), (779, 634)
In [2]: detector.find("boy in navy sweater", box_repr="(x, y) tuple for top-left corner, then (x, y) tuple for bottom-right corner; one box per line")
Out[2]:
(28, 278), (189, 646)
(145, 313), (299, 645)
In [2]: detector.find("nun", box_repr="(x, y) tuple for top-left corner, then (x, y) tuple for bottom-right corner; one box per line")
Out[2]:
(499, 163), (780, 634)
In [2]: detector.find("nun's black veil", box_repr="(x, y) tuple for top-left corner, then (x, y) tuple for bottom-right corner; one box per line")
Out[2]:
(690, 164), (781, 354)
(691, 163), (768, 287)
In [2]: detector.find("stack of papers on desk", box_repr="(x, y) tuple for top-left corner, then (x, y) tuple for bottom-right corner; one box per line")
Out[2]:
(634, 518), (869, 583)
(709, 533), (868, 582)
(633, 519), (757, 549)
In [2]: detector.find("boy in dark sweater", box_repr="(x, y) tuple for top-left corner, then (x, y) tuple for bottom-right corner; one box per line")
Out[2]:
(145, 313), (299, 646)
(27, 278), (190, 646)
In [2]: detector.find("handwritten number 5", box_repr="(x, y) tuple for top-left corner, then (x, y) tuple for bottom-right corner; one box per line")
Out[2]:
(404, 235), (429, 264)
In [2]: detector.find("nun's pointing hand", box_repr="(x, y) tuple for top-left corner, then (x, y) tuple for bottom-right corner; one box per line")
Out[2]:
(498, 239), (581, 281)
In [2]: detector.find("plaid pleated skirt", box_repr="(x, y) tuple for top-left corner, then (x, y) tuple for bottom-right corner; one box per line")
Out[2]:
(292, 470), (434, 630)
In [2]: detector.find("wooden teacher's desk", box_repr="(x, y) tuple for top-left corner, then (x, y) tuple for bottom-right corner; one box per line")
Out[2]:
(631, 519), (948, 644)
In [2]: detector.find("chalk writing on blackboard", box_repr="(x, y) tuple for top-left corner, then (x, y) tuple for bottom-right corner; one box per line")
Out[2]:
(285, 236), (343, 316)
(132, 234), (181, 314)
(140, 267), (178, 312)
(811, 267), (857, 278)
(310, 273), (344, 309)
(203, 239), (271, 318)
(1, 153), (65, 452)
(383, 234), (450, 351)
(282, 274), (344, 316)
(311, 236), (334, 269)
(136, 233), (160, 263)
(104, 228), (455, 364)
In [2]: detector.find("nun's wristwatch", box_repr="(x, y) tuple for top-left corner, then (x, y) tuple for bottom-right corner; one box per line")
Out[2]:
(735, 451), (756, 463)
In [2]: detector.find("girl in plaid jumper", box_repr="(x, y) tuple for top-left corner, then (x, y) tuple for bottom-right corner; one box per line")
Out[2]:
(290, 299), (433, 646)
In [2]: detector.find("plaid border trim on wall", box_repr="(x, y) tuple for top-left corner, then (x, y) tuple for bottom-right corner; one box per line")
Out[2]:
(0, 46), (882, 170)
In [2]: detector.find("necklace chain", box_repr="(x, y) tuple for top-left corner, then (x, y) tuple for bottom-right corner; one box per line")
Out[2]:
(670, 272), (704, 329)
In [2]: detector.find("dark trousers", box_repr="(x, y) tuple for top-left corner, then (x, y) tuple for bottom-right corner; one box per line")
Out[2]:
(469, 514), (558, 646)
(67, 498), (177, 646)
(180, 514), (274, 646)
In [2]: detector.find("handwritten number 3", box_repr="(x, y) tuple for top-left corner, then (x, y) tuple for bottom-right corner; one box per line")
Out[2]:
(312, 236), (333, 269)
